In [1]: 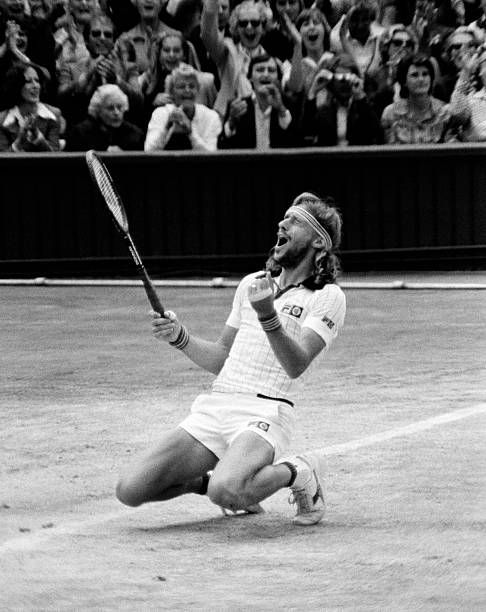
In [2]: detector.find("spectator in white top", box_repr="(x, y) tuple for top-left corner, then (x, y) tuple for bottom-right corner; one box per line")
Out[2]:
(144, 62), (221, 150)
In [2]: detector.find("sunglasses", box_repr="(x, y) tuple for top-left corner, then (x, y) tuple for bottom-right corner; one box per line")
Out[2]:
(390, 39), (413, 48)
(91, 30), (114, 39)
(238, 19), (262, 28)
(449, 42), (476, 51)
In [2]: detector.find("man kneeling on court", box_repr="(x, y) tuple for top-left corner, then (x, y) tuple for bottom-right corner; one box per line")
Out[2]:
(116, 192), (346, 525)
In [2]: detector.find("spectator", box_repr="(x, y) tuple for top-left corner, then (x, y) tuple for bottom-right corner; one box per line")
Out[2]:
(263, 0), (303, 61)
(57, 12), (143, 130)
(54, 0), (97, 70)
(218, 53), (298, 148)
(114, 0), (180, 77)
(366, 23), (418, 116)
(381, 52), (459, 143)
(201, 0), (270, 116)
(0, 2), (56, 86)
(299, 52), (383, 145)
(330, 0), (383, 79)
(66, 83), (144, 150)
(466, 0), (486, 42)
(285, 7), (334, 99)
(0, 62), (63, 151)
(140, 30), (217, 113)
(144, 62), (221, 150)
(449, 48), (486, 140)
(435, 26), (478, 99)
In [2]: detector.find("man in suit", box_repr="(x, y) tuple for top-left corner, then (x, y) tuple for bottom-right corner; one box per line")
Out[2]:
(218, 53), (297, 149)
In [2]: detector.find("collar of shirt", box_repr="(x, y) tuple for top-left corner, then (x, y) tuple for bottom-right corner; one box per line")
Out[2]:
(472, 88), (486, 101)
(2, 103), (57, 127)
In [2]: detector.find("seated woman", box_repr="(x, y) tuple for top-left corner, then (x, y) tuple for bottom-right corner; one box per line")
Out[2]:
(144, 63), (222, 151)
(218, 53), (298, 149)
(140, 30), (217, 115)
(299, 53), (383, 146)
(381, 52), (460, 144)
(66, 83), (144, 151)
(0, 62), (63, 151)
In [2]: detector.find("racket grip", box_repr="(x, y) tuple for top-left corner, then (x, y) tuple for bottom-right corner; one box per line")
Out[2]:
(142, 276), (165, 316)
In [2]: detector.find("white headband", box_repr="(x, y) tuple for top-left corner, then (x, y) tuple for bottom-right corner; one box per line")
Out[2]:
(288, 206), (333, 251)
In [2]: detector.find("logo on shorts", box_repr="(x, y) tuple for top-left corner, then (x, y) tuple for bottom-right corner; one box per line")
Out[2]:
(249, 420), (270, 432)
(282, 303), (303, 319)
(322, 316), (335, 329)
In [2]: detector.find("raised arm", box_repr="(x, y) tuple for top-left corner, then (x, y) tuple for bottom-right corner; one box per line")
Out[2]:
(151, 311), (237, 374)
(247, 275), (325, 379)
(200, 0), (228, 67)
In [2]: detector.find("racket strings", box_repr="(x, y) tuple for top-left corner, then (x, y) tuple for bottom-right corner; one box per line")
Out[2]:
(89, 158), (127, 231)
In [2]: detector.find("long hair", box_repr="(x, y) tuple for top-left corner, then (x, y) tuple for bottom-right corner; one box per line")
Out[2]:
(265, 192), (343, 288)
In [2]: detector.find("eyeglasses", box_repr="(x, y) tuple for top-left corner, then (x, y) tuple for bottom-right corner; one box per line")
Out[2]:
(449, 42), (476, 51)
(238, 19), (262, 28)
(390, 39), (413, 48)
(91, 30), (114, 39)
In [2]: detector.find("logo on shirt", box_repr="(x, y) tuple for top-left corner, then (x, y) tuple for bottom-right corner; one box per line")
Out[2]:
(281, 303), (303, 319)
(249, 420), (270, 432)
(322, 316), (335, 329)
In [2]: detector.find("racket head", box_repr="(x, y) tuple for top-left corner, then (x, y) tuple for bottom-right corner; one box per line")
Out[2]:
(86, 150), (129, 233)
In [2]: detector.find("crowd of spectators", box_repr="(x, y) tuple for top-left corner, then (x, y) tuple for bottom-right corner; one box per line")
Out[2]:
(1, 0), (486, 151)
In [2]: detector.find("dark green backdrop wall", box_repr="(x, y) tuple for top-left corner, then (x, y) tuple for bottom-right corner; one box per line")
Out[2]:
(1, 145), (485, 277)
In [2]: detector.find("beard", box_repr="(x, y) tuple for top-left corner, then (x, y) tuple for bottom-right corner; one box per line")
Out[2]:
(272, 242), (309, 269)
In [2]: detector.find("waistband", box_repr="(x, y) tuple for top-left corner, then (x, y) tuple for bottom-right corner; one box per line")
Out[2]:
(257, 393), (294, 407)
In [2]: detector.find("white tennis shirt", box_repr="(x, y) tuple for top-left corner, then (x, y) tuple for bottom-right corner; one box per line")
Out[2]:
(212, 272), (346, 401)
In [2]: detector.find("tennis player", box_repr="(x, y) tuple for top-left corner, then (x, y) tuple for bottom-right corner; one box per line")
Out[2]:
(116, 192), (346, 525)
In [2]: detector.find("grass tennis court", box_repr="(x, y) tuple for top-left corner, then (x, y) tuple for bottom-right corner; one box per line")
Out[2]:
(1, 278), (485, 610)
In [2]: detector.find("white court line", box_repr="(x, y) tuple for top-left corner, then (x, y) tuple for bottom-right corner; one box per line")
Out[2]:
(1, 403), (485, 556)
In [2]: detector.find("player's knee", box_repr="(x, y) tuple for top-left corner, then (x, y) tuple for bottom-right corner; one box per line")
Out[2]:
(115, 479), (144, 507)
(207, 478), (248, 510)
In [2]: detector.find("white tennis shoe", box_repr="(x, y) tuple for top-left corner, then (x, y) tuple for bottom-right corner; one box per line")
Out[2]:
(286, 453), (325, 526)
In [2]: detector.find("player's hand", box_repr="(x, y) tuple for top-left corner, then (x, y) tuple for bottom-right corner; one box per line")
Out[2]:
(151, 310), (181, 343)
(248, 273), (275, 319)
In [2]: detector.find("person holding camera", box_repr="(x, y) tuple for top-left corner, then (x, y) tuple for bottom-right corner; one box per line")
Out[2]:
(299, 52), (383, 146)
(218, 53), (298, 149)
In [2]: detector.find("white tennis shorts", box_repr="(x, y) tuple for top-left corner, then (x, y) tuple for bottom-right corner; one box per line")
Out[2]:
(179, 392), (296, 460)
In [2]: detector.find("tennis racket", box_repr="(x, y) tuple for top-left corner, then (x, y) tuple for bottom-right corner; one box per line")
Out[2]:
(85, 150), (165, 316)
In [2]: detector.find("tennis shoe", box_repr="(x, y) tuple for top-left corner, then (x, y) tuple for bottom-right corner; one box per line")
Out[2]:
(286, 453), (325, 526)
(220, 503), (265, 516)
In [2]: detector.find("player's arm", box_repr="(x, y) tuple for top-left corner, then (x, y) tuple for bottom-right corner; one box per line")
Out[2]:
(151, 311), (237, 375)
(248, 275), (325, 378)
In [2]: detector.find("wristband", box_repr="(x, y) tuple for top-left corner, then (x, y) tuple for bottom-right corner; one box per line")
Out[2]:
(169, 325), (190, 350)
(258, 311), (282, 332)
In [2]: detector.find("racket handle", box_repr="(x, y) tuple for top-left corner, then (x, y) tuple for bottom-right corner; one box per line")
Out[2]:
(141, 274), (165, 316)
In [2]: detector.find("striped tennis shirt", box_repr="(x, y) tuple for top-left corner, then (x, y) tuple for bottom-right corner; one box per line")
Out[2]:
(212, 272), (346, 401)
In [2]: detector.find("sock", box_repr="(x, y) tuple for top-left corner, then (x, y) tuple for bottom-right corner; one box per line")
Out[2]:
(281, 458), (315, 491)
(281, 461), (298, 487)
(197, 473), (210, 495)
